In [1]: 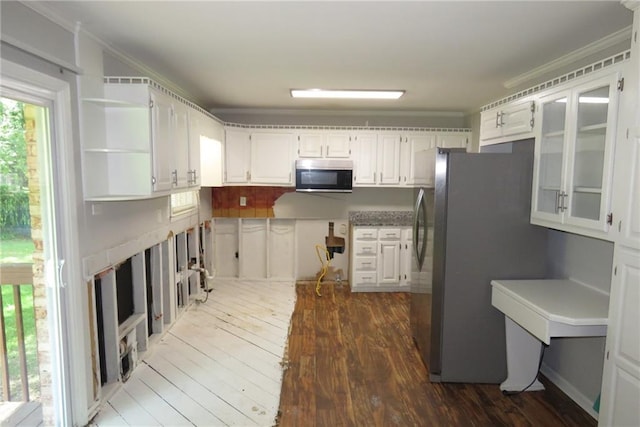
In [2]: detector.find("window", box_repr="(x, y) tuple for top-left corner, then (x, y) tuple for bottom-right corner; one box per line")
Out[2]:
(170, 190), (198, 217)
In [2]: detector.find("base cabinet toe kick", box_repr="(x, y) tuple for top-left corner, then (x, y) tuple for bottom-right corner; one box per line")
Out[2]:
(490, 279), (609, 392)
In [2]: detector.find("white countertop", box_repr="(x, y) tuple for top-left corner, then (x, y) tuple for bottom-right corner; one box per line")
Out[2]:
(491, 279), (609, 344)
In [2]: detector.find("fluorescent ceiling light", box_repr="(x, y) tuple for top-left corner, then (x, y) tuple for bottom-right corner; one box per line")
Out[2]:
(290, 89), (404, 100)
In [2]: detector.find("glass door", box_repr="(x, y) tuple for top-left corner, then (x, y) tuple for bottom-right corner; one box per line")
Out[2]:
(566, 80), (615, 225)
(533, 90), (570, 219)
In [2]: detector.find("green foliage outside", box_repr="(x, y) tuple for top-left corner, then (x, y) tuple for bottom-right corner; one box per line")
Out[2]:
(1, 98), (30, 239)
(0, 97), (39, 401)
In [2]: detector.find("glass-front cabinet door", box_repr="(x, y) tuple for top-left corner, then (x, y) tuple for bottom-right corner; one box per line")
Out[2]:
(534, 90), (570, 219)
(531, 71), (620, 239)
(566, 80), (617, 226)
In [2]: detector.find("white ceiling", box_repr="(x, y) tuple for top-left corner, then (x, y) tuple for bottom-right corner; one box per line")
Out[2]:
(35, 1), (633, 114)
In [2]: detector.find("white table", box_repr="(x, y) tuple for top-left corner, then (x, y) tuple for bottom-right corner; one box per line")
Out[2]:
(491, 279), (609, 392)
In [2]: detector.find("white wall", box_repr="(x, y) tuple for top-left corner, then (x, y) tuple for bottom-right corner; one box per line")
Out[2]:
(544, 230), (615, 415)
(296, 219), (350, 280)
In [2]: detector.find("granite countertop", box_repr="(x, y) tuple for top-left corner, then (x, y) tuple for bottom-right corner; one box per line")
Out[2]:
(348, 211), (413, 227)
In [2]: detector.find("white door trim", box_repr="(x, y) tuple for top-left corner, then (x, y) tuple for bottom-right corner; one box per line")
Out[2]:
(1, 58), (84, 425)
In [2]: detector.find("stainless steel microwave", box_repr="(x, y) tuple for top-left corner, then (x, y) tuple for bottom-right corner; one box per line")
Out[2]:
(295, 159), (353, 193)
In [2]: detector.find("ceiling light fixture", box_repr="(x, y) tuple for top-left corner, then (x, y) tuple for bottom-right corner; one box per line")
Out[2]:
(290, 89), (405, 100)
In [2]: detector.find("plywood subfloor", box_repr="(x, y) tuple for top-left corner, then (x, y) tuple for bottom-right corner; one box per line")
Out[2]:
(90, 279), (296, 427)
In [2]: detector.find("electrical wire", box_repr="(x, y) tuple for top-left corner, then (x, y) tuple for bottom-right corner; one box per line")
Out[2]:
(503, 344), (547, 396)
(315, 244), (330, 297)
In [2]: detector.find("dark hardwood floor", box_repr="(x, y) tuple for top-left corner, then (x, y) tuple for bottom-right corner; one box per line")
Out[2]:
(277, 283), (596, 427)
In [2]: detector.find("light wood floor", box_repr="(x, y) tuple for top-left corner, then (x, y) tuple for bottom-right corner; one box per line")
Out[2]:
(90, 279), (596, 427)
(90, 279), (296, 426)
(278, 283), (597, 427)
(0, 401), (42, 426)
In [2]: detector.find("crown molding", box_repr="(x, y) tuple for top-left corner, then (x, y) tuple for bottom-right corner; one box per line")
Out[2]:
(503, 25), (632, 89)
(622, 1), (640, 11)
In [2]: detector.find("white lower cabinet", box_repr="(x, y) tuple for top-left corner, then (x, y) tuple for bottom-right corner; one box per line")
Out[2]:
(213, 218), (296, 279)
(351, 226), (411, 292)
(599, 246), (640, 427)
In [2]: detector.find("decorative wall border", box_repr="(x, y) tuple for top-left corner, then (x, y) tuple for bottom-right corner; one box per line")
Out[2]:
(481, 50), (631, 112)
(223, 123), (472, 133)
(103, 76), (224, 124)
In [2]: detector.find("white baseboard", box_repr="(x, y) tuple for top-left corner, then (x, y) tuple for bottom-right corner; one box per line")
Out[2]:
(541, 363), (599, 420)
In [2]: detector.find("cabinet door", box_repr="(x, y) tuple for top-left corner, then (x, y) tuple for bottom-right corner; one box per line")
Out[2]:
(213, 219), (239, 277)
(151, 90), (174, 192)
(187, 109), (203, 187)
(240, 219), (267, 278)
(297, 133), (323, 158)
(172, 101), (190, 189)
(501, 101), (535, 138)
(436, 132), (468, 149)
(250, 132), (294, 184)
(400, 228), (413, 286)
(378, 134), (402, 185)
(565, 76), (618, 231)
(224, 129), (250, 183)
(480, 109), (503, 141)
(378, 241), (401, 285)
(269, 220), (295, 279)
(405, 134), (436, 185)
(532, 90), (571, 222)
(352, 133), (378, 185)
(325, 133), (351, 158)
(599, 246), (640, 427)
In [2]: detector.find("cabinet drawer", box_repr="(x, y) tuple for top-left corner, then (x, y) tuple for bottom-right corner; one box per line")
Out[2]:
(354, 228), (378, 240)
(379, 228), (401, 240)
(353, 272), (378, 286)
(354, 257), (377, 271)
(354, 241), (377, 256)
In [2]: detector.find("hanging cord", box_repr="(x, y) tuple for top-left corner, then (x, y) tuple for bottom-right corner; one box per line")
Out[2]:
(315, 244), (331, 297)
(503, 344), (547, 396)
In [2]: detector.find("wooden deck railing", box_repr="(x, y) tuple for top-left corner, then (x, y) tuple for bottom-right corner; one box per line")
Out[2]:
(0, 263), (36, 402)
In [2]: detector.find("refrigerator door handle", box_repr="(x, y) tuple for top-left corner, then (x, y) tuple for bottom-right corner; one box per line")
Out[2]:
(413, 188), (428, 270)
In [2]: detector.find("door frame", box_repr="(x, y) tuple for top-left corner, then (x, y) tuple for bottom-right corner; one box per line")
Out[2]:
(1, 58), (83, 425)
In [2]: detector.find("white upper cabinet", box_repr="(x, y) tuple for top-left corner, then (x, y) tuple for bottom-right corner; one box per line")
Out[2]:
(224, 128), (294, 185)
(400, 133), (436, 185)
(480, 100), (536, 146)
(250, 132), (295, 184)
(378, 134), (402, 185)
(224, 128), (251, 183)
(149, 89), (174, 193)
(435, 132), (469, 149)
(171, 100), (191, 189)
(352, 133), (378, 185)
(81, 81), (207, 200)
(297, 131), (351, 158)
(223, 127), (471, 189)
(531, 72), (621, 239)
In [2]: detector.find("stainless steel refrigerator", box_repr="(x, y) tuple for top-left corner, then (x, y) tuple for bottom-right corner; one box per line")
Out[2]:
(410, 144), (548, 383)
